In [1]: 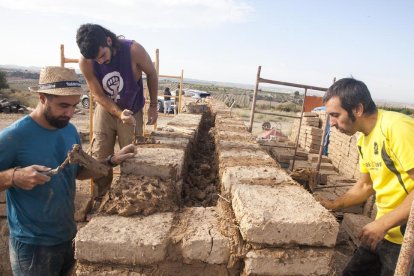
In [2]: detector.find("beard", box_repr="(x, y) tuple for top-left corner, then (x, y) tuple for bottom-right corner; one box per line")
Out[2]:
(336, 126), (355, 136)
(338, 127), (350, 135)
(44, 105), (70, 129)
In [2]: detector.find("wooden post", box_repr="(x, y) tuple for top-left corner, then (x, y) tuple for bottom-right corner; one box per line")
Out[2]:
(314, 114), (330, 189)
(155, 49), (160, 74)
(248, 66), (261, 132)
(395, 200), (414, 275)
(153, 49), (159, 131)
(178, 69), (184, 114)
(88, 89), (94, 194)
(314, 77), (335, 188)
(291, 88), (307, 171)
(60, 44), (79, 67)
(60, 44), (65, 67)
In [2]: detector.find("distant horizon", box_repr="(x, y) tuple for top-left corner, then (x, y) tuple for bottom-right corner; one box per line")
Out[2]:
(2, 63), (414, 108)
(1, 1), (412, 104)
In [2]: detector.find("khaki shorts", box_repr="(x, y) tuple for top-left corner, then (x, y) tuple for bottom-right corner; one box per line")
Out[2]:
(90, 104), (143, 196)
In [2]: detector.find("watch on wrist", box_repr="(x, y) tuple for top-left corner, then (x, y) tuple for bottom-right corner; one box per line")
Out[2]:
(106, 154), (117, 167)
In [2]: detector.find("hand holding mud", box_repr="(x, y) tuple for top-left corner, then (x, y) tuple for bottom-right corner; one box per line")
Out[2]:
(111, 144), (136, 165)
(120, 109), (136, 126)
(12, 165), (52, 190)
(146, 105), (158, 125)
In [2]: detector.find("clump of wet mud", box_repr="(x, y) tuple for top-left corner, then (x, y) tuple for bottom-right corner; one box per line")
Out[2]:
(98, 175), (179, 216)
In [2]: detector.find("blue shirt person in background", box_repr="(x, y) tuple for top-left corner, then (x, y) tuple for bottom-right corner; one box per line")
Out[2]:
(0, 66), (136, 276)
(312, 106), (330, 156)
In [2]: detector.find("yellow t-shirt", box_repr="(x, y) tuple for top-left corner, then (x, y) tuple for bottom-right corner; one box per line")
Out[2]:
(357, 109), (414, 244)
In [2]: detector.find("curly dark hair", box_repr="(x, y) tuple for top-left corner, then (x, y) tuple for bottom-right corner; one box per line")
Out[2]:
(76, 24), (121, 59)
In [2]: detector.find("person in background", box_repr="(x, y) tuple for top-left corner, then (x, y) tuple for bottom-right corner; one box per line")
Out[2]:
(317, 78), (414, 275)
(76, 23), (158, 196)
(0, 66), (135, 275)
(163, 87), (172, 115)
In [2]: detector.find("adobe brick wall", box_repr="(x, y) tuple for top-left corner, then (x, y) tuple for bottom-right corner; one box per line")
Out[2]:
(290, 111), (360, 179)
(73, 104), (339, 275)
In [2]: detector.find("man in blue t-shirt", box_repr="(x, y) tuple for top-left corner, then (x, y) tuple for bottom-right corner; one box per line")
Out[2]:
(0, 66), (136, 275)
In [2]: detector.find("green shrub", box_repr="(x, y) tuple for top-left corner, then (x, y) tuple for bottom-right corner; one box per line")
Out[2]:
(379, 105), (414, 116)
(275, 102), (301, 113)
(0, 70), (9, 89)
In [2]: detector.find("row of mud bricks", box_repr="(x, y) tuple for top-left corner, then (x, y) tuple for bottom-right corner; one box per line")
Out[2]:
(75, 99), (340, 275)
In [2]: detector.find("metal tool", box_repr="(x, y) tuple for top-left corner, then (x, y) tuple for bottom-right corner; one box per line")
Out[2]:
(42, 144), (109, 177)
(42, 157), (70, 176)
(43, 167), (60, 176)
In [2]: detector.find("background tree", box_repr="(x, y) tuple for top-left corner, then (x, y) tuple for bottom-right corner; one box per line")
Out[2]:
(0, 70), (9, 89)
(293, 91), (300, 99)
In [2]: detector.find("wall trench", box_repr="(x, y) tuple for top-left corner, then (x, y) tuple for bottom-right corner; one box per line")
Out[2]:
(182, 110), (219, 208)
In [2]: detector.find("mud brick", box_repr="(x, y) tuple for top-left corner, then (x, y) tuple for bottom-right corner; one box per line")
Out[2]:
(75, 213), (174, 265)
(121, 147), (185, 180)
(180, 207), (230, 264)
(232, 183), (339, 247)
(244, 248), (334, 276)
(342, 213), (373, 247)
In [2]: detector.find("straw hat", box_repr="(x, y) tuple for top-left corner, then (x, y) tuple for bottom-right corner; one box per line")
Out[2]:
(29, 66), (83, 96)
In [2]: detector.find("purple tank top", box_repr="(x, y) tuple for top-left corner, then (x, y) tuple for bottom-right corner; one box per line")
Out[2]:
(93, 39), (144, 113)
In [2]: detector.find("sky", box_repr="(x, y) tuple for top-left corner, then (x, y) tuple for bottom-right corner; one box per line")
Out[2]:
(0, 0), (413, 103)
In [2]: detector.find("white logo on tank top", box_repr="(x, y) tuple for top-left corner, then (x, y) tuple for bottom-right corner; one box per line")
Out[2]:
(102, 72), (124, 102)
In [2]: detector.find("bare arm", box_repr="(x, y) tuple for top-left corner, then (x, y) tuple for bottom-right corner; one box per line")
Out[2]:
(359, 168), (414, 250)
(79, 57), (123, 119)
(76, 144), (136, 180)
(0, 165), (52, 192)
(317, 172), (375, 210)
(131, 42), (158, 124)
(0, 168), (16, 191)
(131, 42), (158, 105)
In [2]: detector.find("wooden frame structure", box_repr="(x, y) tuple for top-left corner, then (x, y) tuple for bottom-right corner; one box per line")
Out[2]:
(248, 66), (328, 171)
(142, 49), (184, 134)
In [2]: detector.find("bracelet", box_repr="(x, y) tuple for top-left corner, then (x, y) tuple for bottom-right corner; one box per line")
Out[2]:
(106, 154), (118, 167)
(149, 102), (158, 107)
(11, 167), (21, 188)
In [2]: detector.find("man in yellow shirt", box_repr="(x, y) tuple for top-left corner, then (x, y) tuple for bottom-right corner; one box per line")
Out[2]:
(318, 78), (414, 275)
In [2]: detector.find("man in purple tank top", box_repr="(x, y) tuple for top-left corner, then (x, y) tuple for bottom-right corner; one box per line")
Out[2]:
(76, 23), (159, 196)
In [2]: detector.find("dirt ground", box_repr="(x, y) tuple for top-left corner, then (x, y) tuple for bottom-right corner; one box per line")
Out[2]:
(0, 108), (173, 133)
(0, 113), (24, 131)
(0, 109), (90, 132)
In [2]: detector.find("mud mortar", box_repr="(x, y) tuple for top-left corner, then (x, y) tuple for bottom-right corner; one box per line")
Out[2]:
(98, 174), (179, 216)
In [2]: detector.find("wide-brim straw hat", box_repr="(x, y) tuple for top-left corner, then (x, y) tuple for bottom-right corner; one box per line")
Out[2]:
(29, 66), (83, 96)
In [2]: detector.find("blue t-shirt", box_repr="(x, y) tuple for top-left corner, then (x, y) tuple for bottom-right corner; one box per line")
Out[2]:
(0, 116), (80, 246)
